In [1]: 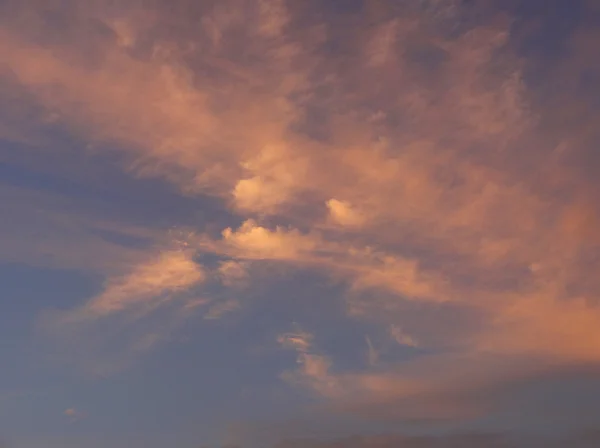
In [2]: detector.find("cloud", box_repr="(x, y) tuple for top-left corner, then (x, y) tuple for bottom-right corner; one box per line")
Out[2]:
(220, 220), (317, 260)
(388, 325), (418, 348)
(86, 250), (204, 316)
(204, 299), (241, 320)
(233, 144), (309, 213)
(278, 329), (313, 353)
(365, 336), (379, 367)
(2, 0), (600, 431)
(0, 185), (155, 274)
(56, 249), (204, 322)
(326, 199), (365, 228)
(217, 260), (250, 287)
(38, 248), (207, 374)
(64, 408), (86, 421)
(278, 328), (340, 398)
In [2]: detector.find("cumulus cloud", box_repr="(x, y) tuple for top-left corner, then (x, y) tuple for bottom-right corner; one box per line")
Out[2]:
(220, 220), (317, 260)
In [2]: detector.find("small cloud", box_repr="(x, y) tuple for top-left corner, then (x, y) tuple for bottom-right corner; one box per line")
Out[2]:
(277, 329), (314, 353)
(183, 298), (211, 311)
(217, 260), (249, 287)
(85, 250), (206, 317)
(38, 249), (208, 375)
(129, 332), (162, 353)
(326, 199), (365, 227)
(233, 176), (289, 212)
(64, 408), (85, 421)
(278, 328), (340, 397)
(46, 249), (205, 324)
(106, 18), (136, 49)
(221, 220), (316, 260)
(366, 19), (400, 67)
(204, 299), (241, 320)
(389, 325), (419, 348)
(233, 144), (306, 212)
(365, 336), (380, 366)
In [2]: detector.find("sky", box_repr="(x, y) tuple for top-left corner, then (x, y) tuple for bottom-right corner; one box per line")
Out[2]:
(0, 0), (600, 447)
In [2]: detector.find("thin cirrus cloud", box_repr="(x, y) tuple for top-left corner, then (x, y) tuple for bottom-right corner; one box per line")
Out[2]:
(36, 248), (205, 374)
(0, 185), (157, 274)
(58, 249), (205, 320)
(38, 247), (239, 374)
(1, 0), (600, 437)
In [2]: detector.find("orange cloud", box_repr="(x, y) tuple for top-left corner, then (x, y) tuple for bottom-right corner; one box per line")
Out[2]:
(37, 248), (208, 374)
(326, 199), (365, 228)
(204, 299), (241, 320)
(91, 251), (204, 315)
(389, 325), (418, 348)
(57, 249), (205, 323)
(278, 328), (341, 398)
(220, 220), (317, 260)
(2, 0), (600, 423)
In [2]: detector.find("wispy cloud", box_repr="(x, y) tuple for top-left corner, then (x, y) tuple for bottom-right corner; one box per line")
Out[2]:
(204, 298), (241, 320)
(47, 249), (204, 323)
(388, 325), (418, 348)
(37, 248), (209, 373)
(2, 0), (600, 433)
(278, 328), (340, 398)
(84, 250), (204, 317)
(0, 185), (156, 273)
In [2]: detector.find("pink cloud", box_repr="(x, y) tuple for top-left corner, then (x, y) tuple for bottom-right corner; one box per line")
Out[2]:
(1, 0), (599, 425)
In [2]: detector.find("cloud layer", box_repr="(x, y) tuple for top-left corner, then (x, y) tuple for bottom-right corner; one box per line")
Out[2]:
(1, 0), (600, 440)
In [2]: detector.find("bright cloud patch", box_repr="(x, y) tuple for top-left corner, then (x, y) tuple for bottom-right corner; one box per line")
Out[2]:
(221, 220), (316, 260)
(326, 199), (365, 227)
(87, 250), (205, 316)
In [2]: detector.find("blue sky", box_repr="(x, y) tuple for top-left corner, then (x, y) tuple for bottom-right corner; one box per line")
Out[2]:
(1, 1), (600, 447)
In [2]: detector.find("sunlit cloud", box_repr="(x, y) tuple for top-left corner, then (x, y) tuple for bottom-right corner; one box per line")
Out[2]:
(217, 260), (250, 287)
(220, 220), (317, 261)
(326, 199), (365, 228)
(278, 328), (340, 399)
(51, 249), (204, 323)
(204, 299), (241, 320)
(1, 0), (599, 436)
(388, 325), (418, 348)
(37, 247), (242, 374)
